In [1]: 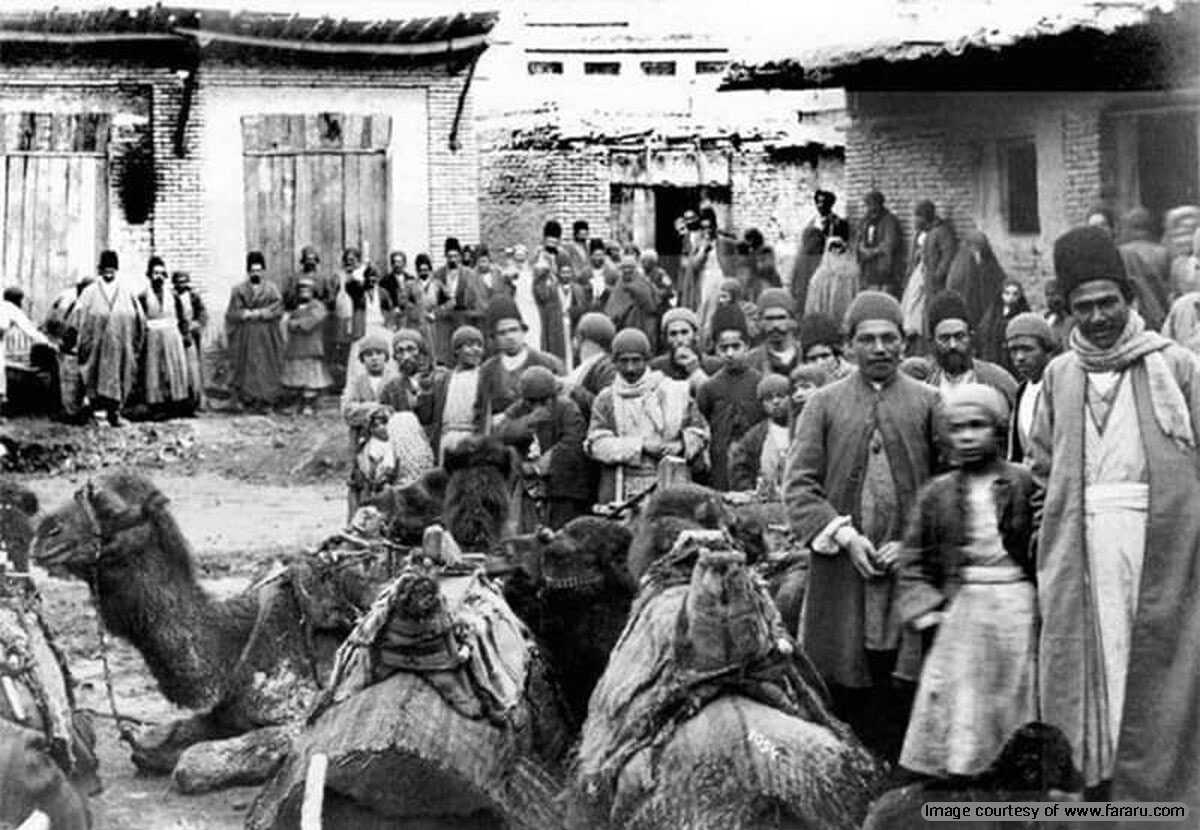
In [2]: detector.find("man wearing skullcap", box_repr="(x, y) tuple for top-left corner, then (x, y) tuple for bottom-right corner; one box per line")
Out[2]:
(478, 295), (564, 424)
(747, 288), (801, 377)
(792, 189), (851, 315)
(799, 312), (852, 381)
(1031, 226), (1200, 811)
(786, 289), (940, 760)
(896, 382), (1037, 781)
(586, 327), (709, 503)
(564, 311), (617, 420)
(728, 373), (798, 493)
(497, 364), (590, 529)
(431, 236), (487, 366)
(425, 324), (486, 461)
(651, 307), (721, 385)
(924, 290), (1017, 410)
(68, 249), (145, 425)
(380, 328), (443, 418)
(856, 190), (906, 297)
(223, 251), (284, 413)
(698, 304), (764, 491)
(1004, 312), (1056, 464)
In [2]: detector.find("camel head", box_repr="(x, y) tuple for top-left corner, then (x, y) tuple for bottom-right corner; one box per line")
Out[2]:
(0, 480), (39, 572)
(33, 471), (181, 584)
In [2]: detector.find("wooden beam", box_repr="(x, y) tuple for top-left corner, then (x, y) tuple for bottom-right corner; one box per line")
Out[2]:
(173, 26), (488, 56)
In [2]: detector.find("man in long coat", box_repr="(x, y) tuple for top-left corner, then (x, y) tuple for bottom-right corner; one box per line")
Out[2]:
(139, 256), (191, 417)
(225, 251), (284, 411)
(785, 290), (940, 759)
(791, 189), (850, 315)
(69, 249), (144, 426)
(1030, 226), (1200, 812)
(856, 191), (906, 297)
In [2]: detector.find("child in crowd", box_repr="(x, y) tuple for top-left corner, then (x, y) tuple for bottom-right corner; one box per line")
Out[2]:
(697, 304), (764, 492)
(281, 277), (332, 415)
(727, 373), (791, 495)
(353, 406), (398, 506)
(340, 331), (397, 517)
(896, 383), (1038, 780)
(788, 363), (830, 429)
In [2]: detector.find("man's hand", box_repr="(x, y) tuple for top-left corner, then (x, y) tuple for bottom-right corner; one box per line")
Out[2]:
(642, 435), (667, 458)
(874, 540), (903, 572)
(675, 346), (700, 376)
(844, 532), (884, 579)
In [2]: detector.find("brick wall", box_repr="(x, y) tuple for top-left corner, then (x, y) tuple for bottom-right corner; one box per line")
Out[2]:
(1061, 103), (1104, 227)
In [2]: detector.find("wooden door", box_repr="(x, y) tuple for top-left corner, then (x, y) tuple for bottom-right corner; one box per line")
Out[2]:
(0, 112), (110, 321)
(242, 114), (390, 287)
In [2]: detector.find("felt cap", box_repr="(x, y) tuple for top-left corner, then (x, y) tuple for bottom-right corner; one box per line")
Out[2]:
(661, 307), (700, 333)
(451, 325), (484, 352)
(757, 288), (794, 316)
(612, 328), (651, 358)
(444, 236), (462, 254)
(543, 220), (563, 239)
(393, 328), (427, 351)
(756, 374), (792, 400)
(844, 291), (903, 335)
(246, 251), (265, 270)
(486, 295), (524, 331)
(358, 330), (390, 357)
(1053, 226), (1130, 300)
(790, 362), (831, 388)
(799, 312), (842, 353)
(576, 312), (616, 349)
(710, 303), (748, 340)
(1005, 312), (1054, 346)
(942, 382), (1010, 428)
(927, 290), (970, 333)
(98, 250), (119, 270)
(519, 366), (558, 400)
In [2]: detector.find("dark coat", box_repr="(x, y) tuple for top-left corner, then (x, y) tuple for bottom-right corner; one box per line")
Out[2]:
(792, 213), (851, 314)
(785, 370), (941, 688)
(424, 366), (483, 452)
(911, 219), (957, 297)
(697, 366), (765, 492)
(896, 463), (1037, 628)
(926, 358), (1019, 411)
(856, 209), (906, 295)
(497, 395), (591, 503)
(569, 354), (617, 422)
(1008, 381), (1034, 464)
(477, 349), (566, 423)
(727, 419), (770, 492)
(745, 344), (802, 378)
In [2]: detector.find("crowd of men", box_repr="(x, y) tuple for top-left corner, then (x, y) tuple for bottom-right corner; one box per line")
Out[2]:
(13, 187), (1200, 811)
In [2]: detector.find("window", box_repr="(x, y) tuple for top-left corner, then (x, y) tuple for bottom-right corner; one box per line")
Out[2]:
(1002, 139), (1040, 234)
(695, 60), (728, 75)
(641, 61), (676, 76)
(527, 61), (564, 75)
(584, 61), (621, 76)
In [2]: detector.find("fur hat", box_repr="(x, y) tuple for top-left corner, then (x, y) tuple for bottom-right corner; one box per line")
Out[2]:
(756, 374), (791, 400)
(486, 296), (524, 332)
(444, 237), (462, 254)
(358, 330), (390, 357)
(246, 251), (265, 270)
(1005, 312), (1054, 346)
(1053, 226), (1130, 300)
(710, 303), (748, 341)
(799, 312), (843, 354)
(757, 288), (793, 317)
(844, 291), (902, 336)
(927, 290), (970, 333)
(98, 250), (119, 270)
(612, 328), (651, 358)
(662, 307), (700, 334)
(576, 312), (616, 349)
(451, 325), (483, 352)
(518, 366), (558, 400)
(942, 382), (1010, 429)
(543, 220), (563, 240)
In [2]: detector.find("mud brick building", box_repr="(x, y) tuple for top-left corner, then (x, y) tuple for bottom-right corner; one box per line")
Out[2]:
(0, 5), (496, 332)
(725, 0), (1200, 304)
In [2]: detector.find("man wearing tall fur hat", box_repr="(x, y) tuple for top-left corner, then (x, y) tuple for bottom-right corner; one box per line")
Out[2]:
(478, 295), (564, 425)
(431, 236), (487, 366)
(785, 290), (941, 760)
(1031, 226), (1200, 811)
(924, 290), (1017, 408)
(69, 249), (145, 426)
(225, 251), (285, 412)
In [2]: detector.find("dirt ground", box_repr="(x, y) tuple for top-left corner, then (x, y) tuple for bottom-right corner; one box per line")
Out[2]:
(11, 406), (349, 830)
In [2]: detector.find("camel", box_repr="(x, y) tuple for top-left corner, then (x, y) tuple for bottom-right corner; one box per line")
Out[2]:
(0, 481), (97, 830)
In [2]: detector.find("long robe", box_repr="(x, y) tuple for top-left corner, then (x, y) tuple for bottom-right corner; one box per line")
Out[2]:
(697, 366), (765, 492)
(945, 231), (1006, 331)
(70, 279), (144, 404)
(140, 285), (190, 405)
(1029, 345), (1200, 811)
(225, 279), (284, 402)
(785, 370), (940, 688)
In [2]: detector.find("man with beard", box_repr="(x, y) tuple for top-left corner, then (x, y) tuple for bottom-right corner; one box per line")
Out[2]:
(1030, 226), (1200, 811)
(747, 289), (801, 377)
(650, 307), (720, 388)
(380, 328), (443, 417)
(432, 237), (487, 366)
(225, 251), (285, 412)
(1004, 312), (1056, 464)
(856, 190), (906, 297)
(785, 291), (940, 760)
(586, 328), (709, 503)
(70, 250), (145, 426)
(283, 244), (332, 311)
(792, 189), (851, 314)
(924, 290), (1017, 409)
(138, 256), (191, 418)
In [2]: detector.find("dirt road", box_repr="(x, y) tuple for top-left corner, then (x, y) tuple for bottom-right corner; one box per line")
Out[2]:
(15, 412), (349, 830)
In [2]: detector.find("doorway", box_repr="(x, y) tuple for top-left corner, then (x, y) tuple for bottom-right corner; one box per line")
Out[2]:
(1138, 110), (1199, 228)
(610, 183), (732, 281)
